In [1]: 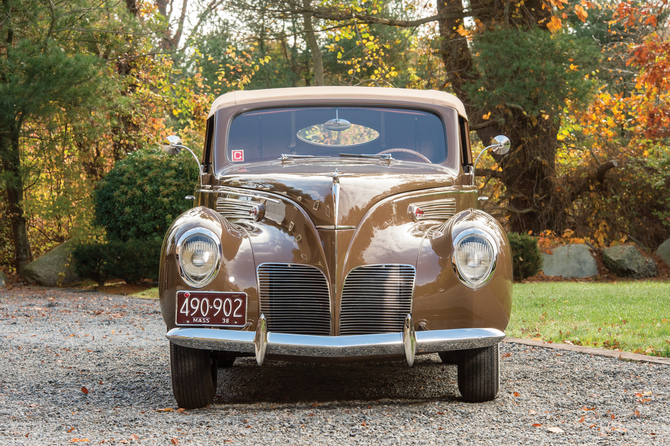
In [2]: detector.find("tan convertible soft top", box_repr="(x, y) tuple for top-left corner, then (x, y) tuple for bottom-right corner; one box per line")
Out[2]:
(208, 86), (467, 118)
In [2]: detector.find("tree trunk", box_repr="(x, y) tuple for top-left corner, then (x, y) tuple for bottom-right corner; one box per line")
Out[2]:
(438, 0), (561, 234)
(302, 0), (324, 86)
(1, 125), (32, 274)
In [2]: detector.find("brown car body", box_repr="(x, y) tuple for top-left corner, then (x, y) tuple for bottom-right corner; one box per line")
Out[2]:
(159, 87), (512, 408)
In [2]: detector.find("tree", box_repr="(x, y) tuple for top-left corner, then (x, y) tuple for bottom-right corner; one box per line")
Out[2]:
(0, 0), (153, 274)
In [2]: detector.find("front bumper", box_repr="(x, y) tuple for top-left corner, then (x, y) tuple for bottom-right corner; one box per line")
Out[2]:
(166, 314), (505, 366)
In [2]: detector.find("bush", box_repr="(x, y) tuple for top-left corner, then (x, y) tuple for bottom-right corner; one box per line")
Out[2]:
(508, 232), (543, 280)
(94, 147), (198, 242)
(72, 241), (110, 287)
(73, 238), (163, 285)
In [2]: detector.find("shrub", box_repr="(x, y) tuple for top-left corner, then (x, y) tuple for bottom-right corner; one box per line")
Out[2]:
(73, 238), (163, 285)
(94, 147), (198, 242)
(72, 241), (110, 287)
(105, 238), (163, 284)
(508, 232), (543, 280)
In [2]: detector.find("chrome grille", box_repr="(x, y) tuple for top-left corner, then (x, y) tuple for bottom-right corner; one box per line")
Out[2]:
(340, 265), (415, 335)
(216, 195), (261, 221)
(258, 263), (331, 335)
(409, 198), (456, 221)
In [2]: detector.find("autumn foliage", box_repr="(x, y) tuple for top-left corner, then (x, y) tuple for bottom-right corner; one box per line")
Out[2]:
(1, 0), (669, 278)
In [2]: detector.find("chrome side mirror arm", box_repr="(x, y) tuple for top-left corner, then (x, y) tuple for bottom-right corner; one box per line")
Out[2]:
(163, 135), (204, 178)
(472, 135), (511, 184)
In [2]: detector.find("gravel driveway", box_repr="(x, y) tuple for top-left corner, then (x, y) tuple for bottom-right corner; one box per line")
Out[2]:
(1, 287), (668, 445)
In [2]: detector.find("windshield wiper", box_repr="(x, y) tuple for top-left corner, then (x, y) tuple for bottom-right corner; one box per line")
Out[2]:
(339, 153), (393, 162)
(281, 154), (314, 160)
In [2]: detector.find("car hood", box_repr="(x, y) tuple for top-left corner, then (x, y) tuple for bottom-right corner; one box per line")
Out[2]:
(217, 160), (457, 227)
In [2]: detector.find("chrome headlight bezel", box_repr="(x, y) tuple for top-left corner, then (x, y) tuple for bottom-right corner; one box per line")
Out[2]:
(451, 228), (498, 290)
(176, 227), (222, 288)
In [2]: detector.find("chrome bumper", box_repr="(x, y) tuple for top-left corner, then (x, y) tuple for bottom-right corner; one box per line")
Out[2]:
(166, 314), (505, 367)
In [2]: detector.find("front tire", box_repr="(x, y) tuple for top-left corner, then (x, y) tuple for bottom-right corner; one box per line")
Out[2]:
(170, 342), (217, 409)
(457, 344), (500, 403)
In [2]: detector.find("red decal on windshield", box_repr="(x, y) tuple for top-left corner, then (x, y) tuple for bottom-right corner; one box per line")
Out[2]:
(232, 150), (244, 162)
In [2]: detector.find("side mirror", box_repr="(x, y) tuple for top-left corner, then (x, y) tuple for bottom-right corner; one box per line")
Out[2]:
(473, 135), (511, 184)
(160, 135), (203, 181)
(490, 135), (511, 156)
(163, 135), (183, 155)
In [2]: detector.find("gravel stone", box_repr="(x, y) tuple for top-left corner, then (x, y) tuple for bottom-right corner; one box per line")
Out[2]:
(1, 287), (669, 445)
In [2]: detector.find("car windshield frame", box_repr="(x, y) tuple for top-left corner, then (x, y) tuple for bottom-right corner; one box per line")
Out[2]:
(218, 106), (451, 169)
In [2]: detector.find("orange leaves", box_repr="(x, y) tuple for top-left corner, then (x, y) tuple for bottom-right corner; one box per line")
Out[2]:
(80, 386), (89, 395)
(574, 4), (588, 22)
(547, 16), (563, 33)
(545, 0), (568, 9)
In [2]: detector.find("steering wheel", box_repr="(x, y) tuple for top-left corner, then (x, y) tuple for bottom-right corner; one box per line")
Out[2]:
(376, 148), (431, 163)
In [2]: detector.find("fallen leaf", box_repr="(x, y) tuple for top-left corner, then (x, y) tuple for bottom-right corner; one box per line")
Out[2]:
(361, 421), (366, 426)
(547, 427), (564, 434)
(69, 439), (90, 443)
(156, 408), (174, 412)
(611, 414), (615, 419)
(131, 434), (139, 440)
(634, 408), (640, 418)
(501, 353), (512, 358)
(68, 427), (75, 433)
(171, 438), (179, 445)
(81, 386), (89, 395)
(177, 408), (187, 414)
(514, 392), (520, 397)
(532, 423), (542, 427)
(578, 416), (585, 423)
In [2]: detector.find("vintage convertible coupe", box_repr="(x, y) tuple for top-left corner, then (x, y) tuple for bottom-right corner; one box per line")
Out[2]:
(159, 87), (513, 409)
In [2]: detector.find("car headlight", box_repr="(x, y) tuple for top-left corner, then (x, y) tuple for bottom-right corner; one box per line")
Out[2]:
(176, 228), (221, 288)
(452, 228), (498, 289)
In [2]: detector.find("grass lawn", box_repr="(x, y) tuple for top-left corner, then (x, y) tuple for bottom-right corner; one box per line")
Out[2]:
(132, 287), (159, 299)
(508, 282), (670, 357)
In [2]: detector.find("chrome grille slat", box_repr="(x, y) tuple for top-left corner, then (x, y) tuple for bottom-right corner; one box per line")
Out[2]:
(258, 263), (331, 336)
(340, 265), (416, 335)
(216, 195), (263, 221)
(410, 198), (457, 221)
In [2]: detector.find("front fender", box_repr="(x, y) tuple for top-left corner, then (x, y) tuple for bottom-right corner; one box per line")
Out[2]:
(414, 209), (512, 332)
(159, 207), (257, 330)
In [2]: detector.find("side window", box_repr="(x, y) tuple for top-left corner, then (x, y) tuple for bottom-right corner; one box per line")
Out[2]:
(459, 116), (472, 166)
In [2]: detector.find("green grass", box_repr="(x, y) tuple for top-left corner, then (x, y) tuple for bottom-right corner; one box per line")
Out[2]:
(508, 282), (670, 357)
(132, 287), (159, 299)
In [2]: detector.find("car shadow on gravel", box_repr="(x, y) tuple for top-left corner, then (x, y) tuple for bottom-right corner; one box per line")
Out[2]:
(214, 354), (460, 405)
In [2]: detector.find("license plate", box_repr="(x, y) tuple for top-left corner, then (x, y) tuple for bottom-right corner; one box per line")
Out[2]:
(176, 291), (247, 327)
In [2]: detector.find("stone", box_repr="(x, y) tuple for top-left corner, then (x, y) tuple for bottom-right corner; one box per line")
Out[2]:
(602, 244), (657, 279)
(542, 244), (597, 278)
(0, 270), (7, 287)
(655, 238), (670, 267)
(23, 239), (81, 287)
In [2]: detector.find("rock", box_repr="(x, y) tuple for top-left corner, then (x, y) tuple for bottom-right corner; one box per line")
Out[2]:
(0, 270), (7, 287)
(542, 244), (597, 278)
(23, 239), (81, 287)
(602, 244), (657, 278)
(655, 238), (670, 267)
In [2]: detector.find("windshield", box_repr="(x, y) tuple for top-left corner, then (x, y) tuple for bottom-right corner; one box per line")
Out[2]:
(225, 107), (448, 164)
